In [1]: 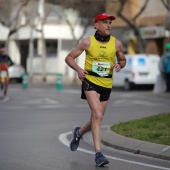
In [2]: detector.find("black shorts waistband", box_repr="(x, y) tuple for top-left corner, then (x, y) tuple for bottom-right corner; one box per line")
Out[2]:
(83, 78), (111, 91)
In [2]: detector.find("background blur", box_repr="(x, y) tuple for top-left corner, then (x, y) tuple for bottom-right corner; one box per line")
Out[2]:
(0, 0), (169, 84)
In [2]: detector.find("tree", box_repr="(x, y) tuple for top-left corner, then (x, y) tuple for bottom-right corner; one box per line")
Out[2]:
(116, 0), (149, 53)
(0, 0), (106, 83)
(47, 0), (105, 83)
(0, 0), (30, 49)
(0, 0), (55, 81)
(161, 0), (170, 31)
(44, 0), (105, 43)
(161, 0), (170, 10)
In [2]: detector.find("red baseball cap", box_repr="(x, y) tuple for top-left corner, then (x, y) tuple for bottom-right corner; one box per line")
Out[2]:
(94, 13), (116, 23)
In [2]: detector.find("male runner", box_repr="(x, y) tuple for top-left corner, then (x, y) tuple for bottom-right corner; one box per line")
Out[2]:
(65, 13), (126, 167)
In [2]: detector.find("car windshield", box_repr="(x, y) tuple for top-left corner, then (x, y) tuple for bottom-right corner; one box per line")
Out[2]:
(138, 58), (146, 66)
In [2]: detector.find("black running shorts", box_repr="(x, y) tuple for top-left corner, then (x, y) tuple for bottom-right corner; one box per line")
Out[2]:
(81, 78), (112, 102)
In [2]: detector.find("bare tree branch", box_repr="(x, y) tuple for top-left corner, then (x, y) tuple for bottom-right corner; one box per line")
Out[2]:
(132, 0), (149, 22)
(117, 0), (148, 52)
(9, 0), (30, 36)
(161, 0), (170, 10)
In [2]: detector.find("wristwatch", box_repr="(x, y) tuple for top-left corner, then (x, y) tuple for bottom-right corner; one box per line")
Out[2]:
(118, 62), (123, 68)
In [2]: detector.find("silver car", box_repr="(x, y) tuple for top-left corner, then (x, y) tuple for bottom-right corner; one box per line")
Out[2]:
(8, 59), (25, 83)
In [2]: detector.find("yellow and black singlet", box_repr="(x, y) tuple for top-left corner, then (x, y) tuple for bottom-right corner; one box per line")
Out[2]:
(84, 35), (116, 88)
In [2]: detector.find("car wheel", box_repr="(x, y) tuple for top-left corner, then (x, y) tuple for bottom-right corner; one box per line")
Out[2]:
(17, 78), (22, 83)
(124, 80), (133, 90)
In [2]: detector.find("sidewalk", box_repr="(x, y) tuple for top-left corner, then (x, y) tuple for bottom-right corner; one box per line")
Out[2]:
(101, 126), (170, 161)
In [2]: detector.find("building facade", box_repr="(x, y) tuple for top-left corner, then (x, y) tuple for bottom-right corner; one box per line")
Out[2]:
(106, 0), (169, 56)
(2, 0), (169, 84)
(0, 2), (95, 84)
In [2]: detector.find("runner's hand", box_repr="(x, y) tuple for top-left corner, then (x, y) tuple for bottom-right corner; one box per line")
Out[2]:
(113, 63), (121, 72)
(77, 68), (88, 80)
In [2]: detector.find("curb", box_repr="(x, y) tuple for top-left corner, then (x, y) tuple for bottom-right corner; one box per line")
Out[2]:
(101, 126), (170, 161)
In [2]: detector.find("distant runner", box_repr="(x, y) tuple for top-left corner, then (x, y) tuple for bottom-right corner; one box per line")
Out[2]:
(0, 48), (12, 96)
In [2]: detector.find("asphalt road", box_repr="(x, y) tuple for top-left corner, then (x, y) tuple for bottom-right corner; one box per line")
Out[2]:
(0, 84), (170, 170)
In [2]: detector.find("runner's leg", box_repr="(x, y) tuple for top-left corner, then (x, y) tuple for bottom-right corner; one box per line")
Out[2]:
(83, 90), (108, 152)
(4, 77), (9, 96)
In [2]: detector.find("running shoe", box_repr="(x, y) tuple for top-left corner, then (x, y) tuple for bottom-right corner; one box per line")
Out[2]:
(70, 126), (82, 151)
(95, 151), (109, 167)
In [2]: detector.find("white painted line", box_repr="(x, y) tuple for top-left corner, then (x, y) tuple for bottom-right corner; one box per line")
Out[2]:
(0, 96), (9, 103)
(37, 105), (65, 109)
(58, 131), (170, 170)
(158, 146), (170, 154)
(4, 106), (27, 110)
(162, 146), (170, 152)
(24, 98), (59, 105)
(113, 99), (163, 106)
(132, 100), (163, 106)
(44, 98), (59, 104)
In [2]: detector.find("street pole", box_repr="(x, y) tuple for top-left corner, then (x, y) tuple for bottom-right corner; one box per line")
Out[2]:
(28, 25), (34, 82)
(38, 0), (46, 82)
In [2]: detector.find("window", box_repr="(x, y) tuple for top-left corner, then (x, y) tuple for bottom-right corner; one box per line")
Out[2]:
(138, 58), (146, 66)
(46, 40), (58, 57)
(34, 40), (38, 57)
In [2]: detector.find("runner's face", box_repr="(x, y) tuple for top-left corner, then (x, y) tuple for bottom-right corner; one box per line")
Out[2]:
(95, 19), (112, 36)
(0, 50), (5, 55)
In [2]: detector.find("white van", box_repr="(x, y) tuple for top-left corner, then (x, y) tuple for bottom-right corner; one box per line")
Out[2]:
(113, 54), (160, 90)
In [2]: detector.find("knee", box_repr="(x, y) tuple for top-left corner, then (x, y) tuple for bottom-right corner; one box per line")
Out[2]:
(92, 112), (103, 121)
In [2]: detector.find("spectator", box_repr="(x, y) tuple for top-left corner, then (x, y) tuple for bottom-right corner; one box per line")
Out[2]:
(159, 43), (170, 92)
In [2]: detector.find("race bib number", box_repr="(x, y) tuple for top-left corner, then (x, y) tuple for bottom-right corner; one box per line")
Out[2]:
(92, 61), (110, 77)
(0, 71), (7, 78)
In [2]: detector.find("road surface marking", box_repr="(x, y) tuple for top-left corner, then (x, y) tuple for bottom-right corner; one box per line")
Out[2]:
(158, 146), (170, 154)
(113, 99), (163, 106)
(24, 98), (59, 105)
(0, 96), (9, 103)
(59, 131), (169, 170)
(37, 105), (65, 109)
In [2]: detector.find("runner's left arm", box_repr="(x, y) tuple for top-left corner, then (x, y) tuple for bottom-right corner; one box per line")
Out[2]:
(113, 39), (126, 72)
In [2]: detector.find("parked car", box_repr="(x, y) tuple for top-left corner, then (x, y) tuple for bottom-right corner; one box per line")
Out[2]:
(113, 54), (160, 90)
(8, 58), (25, 83)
